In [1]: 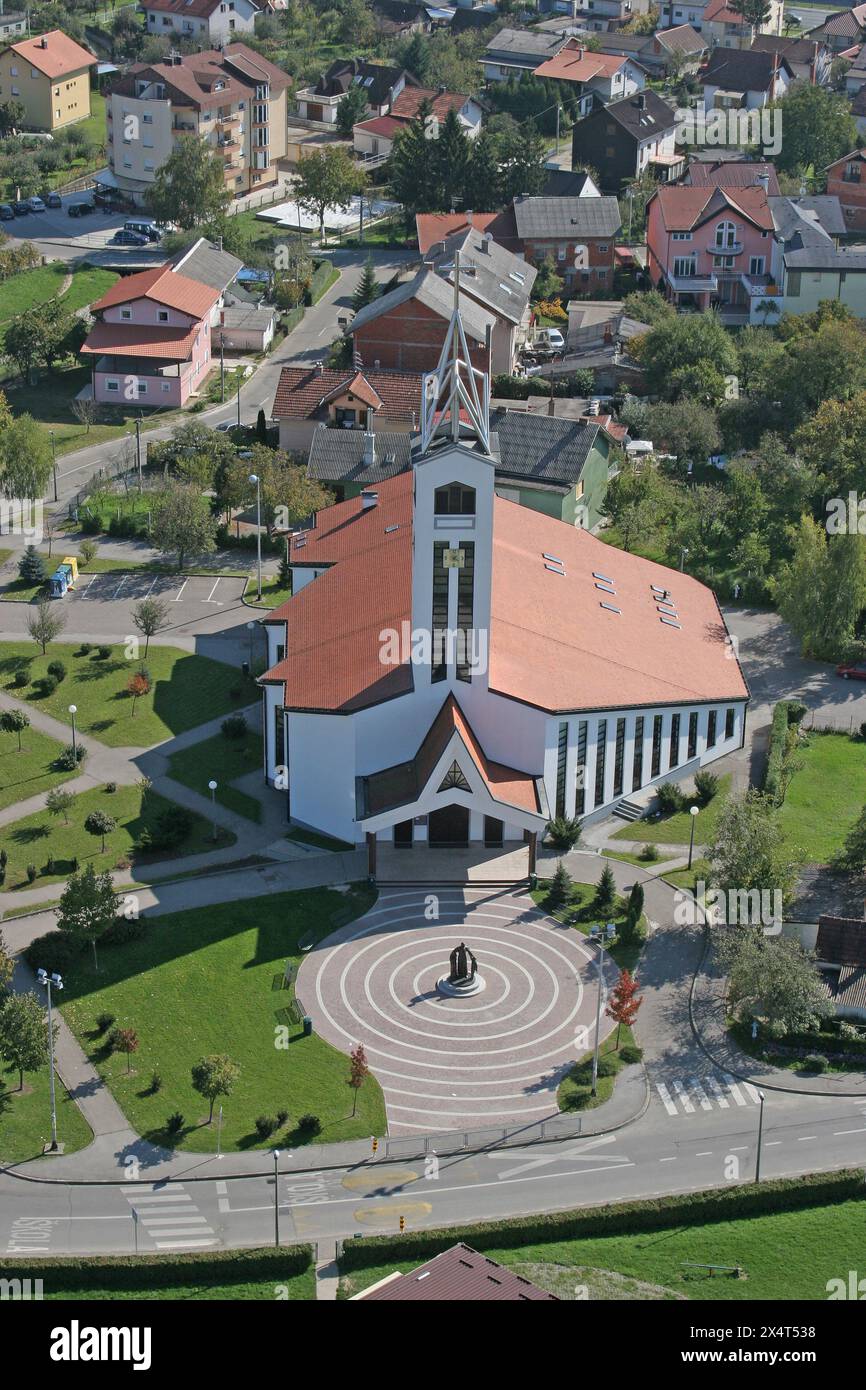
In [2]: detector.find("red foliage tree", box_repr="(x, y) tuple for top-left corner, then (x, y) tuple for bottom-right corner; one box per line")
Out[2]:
(348, 1042), (370, 1116)
(605, 969), (643, 1049)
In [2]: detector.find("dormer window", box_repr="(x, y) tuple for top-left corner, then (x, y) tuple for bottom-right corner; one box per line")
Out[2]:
(435, 483), (476, 516)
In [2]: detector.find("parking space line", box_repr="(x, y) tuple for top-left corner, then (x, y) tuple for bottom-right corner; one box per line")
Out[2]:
(203, 579), (222, 605)
(79, 573), (100, 599)
(142, 576), (158, 598)
(171, 579), (188, 603)
(112, 574), (130, 599)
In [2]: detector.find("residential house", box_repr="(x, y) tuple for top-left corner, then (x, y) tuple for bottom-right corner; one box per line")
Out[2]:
(352, 1245), (557, 1302)
(258, 306), (748, 854)
(684, 157), (781, 193)
(750, 34), (832, 85)
(481, 26), (566, 81)
(294, 59), (415, 126)
(512, 194), (622, 293)
(533, 38), (647, 113)
(853, 84), (866, 135)
(169, 236), (244, 295)
(814, 914), (866, 1021)
(353, 85), (483, 160)
(826, 147), (866, 231)
(103, 45), (289, 204)
(542, 168), (602, 197)
(415, 209), (522, 255)
(271, 363), (423, 453)
(0, 13), (27, 43)
(571, 89), (683, 193)
(215, 302), (277, 353)
(536, 0), (653, 31)
(700, 47), (792, 112)
(770, 192), (866, 315)
(658, 0), (784, 35)
(139, 0), (259, 46)
(805, 4), (866, 53)
(596, 25), (707, 75)
(844, 43), (866, 93)
(0, 30), (96, 132)
(81, 264), (220, 407)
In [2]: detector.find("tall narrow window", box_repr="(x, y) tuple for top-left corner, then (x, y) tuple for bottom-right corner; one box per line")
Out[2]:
(687, 711), (698, 759)
(575, 720), (587, 816)
(274, 704), (284, 768)
(669, 713), (680, 770)
(555, 721), (568, 818)
(707, 709), (717, 749)
(456, 540), (475, 683)
(434, 483), (475, 515)
(651, 715), (662, 779)
(632, 715), (644, 792)
(725, 706), (735, 740)
(613, 717), (626, 798)
(594, 720), (607, 806)
(431, 541), (448, 683)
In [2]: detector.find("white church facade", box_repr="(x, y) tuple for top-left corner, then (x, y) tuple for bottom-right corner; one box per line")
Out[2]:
(259, 277), (749, 874)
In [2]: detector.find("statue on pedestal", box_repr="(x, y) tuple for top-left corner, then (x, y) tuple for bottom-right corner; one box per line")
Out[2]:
(448, 942), (477, 984)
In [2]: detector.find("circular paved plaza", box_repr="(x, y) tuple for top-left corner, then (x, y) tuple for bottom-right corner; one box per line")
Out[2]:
(298, 887), (615, 1135)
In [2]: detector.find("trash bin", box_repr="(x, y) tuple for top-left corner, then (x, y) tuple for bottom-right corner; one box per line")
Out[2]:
(303, 1016), (313, 1037)
(242, 660), (250, 677)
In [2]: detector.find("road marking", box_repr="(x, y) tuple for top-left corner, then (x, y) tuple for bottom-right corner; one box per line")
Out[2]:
(834, 1127), (866, 1136)
(656, 1083), (678, 1116)
(688, 1077), (713, 1111)
(154, 1239), (216, 1250)
(765, 1140), (782, 1146)
(671, 1079), (695, 1113)
(172, 579), (188, 603)
(695, 1151), (713, 1157)
(204, 579), (222, 604)
(742, 1081), (762, 1104)
(728, 1146), (748, 1152)
(724, 1075), (748, 1106)
(112, 574), (129, 599)
(797, 1135), (817, 1142)
(142, 576), (158, 597)
(494, 1133), (625, 1179)
(79, 573), (100, 598)
(703, 1075), (730, 1108)
(659, 1156), (677, 1162)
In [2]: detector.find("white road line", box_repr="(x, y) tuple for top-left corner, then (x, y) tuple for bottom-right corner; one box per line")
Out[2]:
(79, 573), (100, 598)
(765, 1140), (783, 1146)
(171, 579), (188, 602)
(655, 1083), (678, 1116)
(146, 1226), (214, 1238)
(142, 576), (158, 597)
(659, 1156), (677, 1162)
(154, 1239), (217, 1250)
(671, 1079), (695, 1113)
(834, 1127), (866, 1135)
(728, 1146), (748, 1152)
(797, 1135), (817, 1142)
(204, 579), (222, 604)
(112, 574), (129, 599)
(119, 1194), (193, 1205)
(688, 1078), (713, 1111)
(724, 1075), (748, 1106)
(742, 1082), (762, 1104)
(704, 1075), (730, 1108)
(137, 1214), (209, 1226)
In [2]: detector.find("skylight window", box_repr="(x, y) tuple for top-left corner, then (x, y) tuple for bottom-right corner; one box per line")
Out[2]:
(600, 602), (621, 614)
(593, 571), (614, 583)
(660, 616), (681, 628)
(509, 270), (525, 283)
(543, 552), (563, 564)
(385, 523), (399, 533)
(545, 563), (566, 576)
(595, 582), (616, 594)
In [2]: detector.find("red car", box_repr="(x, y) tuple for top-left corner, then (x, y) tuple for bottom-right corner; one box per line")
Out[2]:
(836, 664), (866, 681)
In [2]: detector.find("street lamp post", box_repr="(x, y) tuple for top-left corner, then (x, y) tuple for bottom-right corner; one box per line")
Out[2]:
(50, 430), (57, 503)
(36, 969), (63, 1152)
(246, 619), (255, 669)
(755, 1091), (766, 1182)
(249, 473), (262, 601)
(68, 705), (78, 764)
(208, 779), (218, 841)
(688, 804), (699, 870)
(237, 371), (242, 430)
(590, 936), (606, 1098)
(273, 1149), (281, 1247)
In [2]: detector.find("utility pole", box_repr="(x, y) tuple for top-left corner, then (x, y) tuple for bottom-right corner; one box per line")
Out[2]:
(220, 337), (225, 404)
(555, 104), (560, 157)
(135, 417), (142, 489)
(590, 938), (606, 1097)
(50, 430), (57, 503)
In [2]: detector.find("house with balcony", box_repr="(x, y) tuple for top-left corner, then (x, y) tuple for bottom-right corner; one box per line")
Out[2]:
(826, 147), (866, 231)
(81, 264), (219, 407)
(658, 0), (784, 36)
(294, 59), (416, 126)
(512, 194), (622, 294)
(769, 193), (866, 316)
(101, 44), (289, 204)
(271, 363), (424, 454)
(533, 39), (647, 111)
(139, 0), (259, 46)
(536, 0), (653, 31)
(700, 46), (792, 112)
(750, 34), (832, 85)
(571, 90), (683, 194)
(353, 84), (483, 159)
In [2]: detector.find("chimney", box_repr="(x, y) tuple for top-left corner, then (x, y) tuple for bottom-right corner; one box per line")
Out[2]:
(481, 233), (492, 254)
(361, 486), (378, 508)
(547, 394), (556, 417)
(637, 92), (646, 110)
(466, 209), (473, 226)
(40, 35), (48, 48)
(756, 171), (769, 193)
(314, 360), (324, 376)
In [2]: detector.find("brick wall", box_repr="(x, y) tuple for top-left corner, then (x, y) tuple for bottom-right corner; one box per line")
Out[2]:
(827, 168), (866, 234)
(352, 298), (490, 373)
(524, 236), (616, 294)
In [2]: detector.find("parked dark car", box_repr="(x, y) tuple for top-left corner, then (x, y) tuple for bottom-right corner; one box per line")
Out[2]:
(68, 201), (95, 217)
(0, 204), (14, 221)
(836, 664), (866, 681)
(12, 201), (30, 216)
(111, 229), (149, 246)
(44, 192), (62, 209)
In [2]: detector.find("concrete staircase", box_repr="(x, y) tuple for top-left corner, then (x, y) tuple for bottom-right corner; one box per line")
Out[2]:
(611, 797), (644, 823)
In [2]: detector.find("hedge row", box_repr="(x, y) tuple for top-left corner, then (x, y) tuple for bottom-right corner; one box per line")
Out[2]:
(338, 1168), (865, 1272)
(763, 698), (806, 802)
(8, 1243), (312, 1293)
(282, 303), (305, 335)
(306, 260), (338, 305)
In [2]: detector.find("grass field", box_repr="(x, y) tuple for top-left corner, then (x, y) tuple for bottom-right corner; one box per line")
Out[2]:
(0, 264), (117, 351)
(0, 1060), (93, 1163)
(338, 1197), (866, 1301)
(243, 574), (290, 608)
(286, 826), (354, 852)
(557, 1026), (637, 1112)
(612, 776), (732, 846)
(776, 732), (866, 865)
(0, 642), (257, 748)
(663, 857), (711, 895)
(0, 782), (235, 890)
(59, 885), (385, 1151)
(3, 365), (184, 456)
(167, 727), (263, 823)
(0, 724), (76, 812)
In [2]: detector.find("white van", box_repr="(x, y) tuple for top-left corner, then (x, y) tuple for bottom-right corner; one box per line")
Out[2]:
(124, 218), (161, 242)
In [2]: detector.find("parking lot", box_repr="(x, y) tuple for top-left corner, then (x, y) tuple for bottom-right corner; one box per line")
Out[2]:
(3, 193), (140, 257)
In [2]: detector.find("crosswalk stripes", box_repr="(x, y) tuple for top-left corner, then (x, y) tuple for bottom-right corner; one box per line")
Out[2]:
(654, 1073), (762, 1118)
(121, 1183), (218, 1251)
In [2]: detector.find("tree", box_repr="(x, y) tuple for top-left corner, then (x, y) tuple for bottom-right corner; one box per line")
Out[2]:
(548, 859), (573, 909)
(0, 99), (25, 135)
(46, 786), (75, 825)
(605, 968), (643, 1048)
(729, 0), (771, 33)
(594, 864), (617, 914)
(773, 519), (866, 662)
(773, 84), (858, 176)
(433, 106), (471, 213)
(0, 930), (13, 999)
(646, 398), (721, 468)
(348, 1042), (370, 1116)
(26, 597), (66, 655)
(389, 100), (439, 215)
(532, 255), (565, 302)
(774, 316), (866, 424)
(18, 545), (47, 584)
(1, 708), (30, 752)
(336, 83), (368, 138)
(634, 312), (738, 402)
(0, 991), (50, 1091)
(724, 934), (833, 1037)
(71, 398), (100, 434)
(112, 1026), (139, 1074)
(0, 415), (54, 500)
(352, 258), (379, 313)
(293, 146), (364, 239)
(191, 1053), (240, 1122)
(145, 135), (230, 229)
(150, 481), (218, 572)
(500, 119), (548, 203)
(273, 241), (313, 310)
(707, 790), (800, 912)
(127, 671), (151, 716)
(468, 129), (502, 209)
(794, 388), (866, 496)
(149, 419), (236, 491)
(4, 302), (74, 381)
(131, 596), (169, 657)
(84, 809), (117, 855)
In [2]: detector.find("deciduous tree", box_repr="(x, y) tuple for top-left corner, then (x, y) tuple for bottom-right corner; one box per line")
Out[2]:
(605, 968), (643, 1047)
(191, 1053), (240, 1122)
(56, 863), (119, 972)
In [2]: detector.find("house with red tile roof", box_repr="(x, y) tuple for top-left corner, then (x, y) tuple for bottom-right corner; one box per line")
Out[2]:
(352, 83), (483, 160)
(271, 363), (424, 452)
(81, 264), (220, 407)
(0, 29), (96, 131)
(533, 39), (647, 108)
(139, 0), (259, 47)
(257, 282), (748, 866)
(826, 147), (866, 232)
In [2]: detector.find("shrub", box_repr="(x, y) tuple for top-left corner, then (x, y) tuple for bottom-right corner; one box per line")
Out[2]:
(619, 1044), (643, 1064)
(43, 857), (56, 875)
(255, 1114), (278, 1139)
(656, 782), (685, 814)
(70, 856), (79, 871)
(36, 674), (58, 697)
(96, 645), (112, 660)
(221, 714), (248, 740)
(150, 1072), (162, 1094)
(860, 722), (866, 742)
(101, 916), (146, 947)
(297, 1113), (322, 1138)
(26, 862), (37, 883)
(105, 782), (117, 794)
(596, 1054), (620, 1078)
(694, 770), (720, 807)
(57, 743), (86, 771)
(803, 1052), (829, 1073)
(12, 668), (28, 688)
(25, 931), (81, 974)
(47, 660), (66, 682)
(547, 860), (572, 909)
(165, 1111), (185, 1138)
(594, 864), (616, 913)
(276, 1109), (289, 1128)
(546, 816), (581, 851)
(78, 643), (92, 656)
(154, 804), (193, 850)
(96, 1012), (116, 1034)
(0, 849), (6, 870)
(786, 700), (807, 726)
(78, 538), (97, 566)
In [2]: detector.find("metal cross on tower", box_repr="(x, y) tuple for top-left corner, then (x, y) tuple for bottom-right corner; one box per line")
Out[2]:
(419, 250), (491, 455)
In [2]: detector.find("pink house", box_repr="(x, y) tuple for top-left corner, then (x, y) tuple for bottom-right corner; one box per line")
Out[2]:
(81, 265), (220, 408)
(645, 183), (778, 323)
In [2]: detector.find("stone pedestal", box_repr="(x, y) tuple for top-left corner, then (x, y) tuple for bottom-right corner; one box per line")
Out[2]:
(436, 973), (486, 998)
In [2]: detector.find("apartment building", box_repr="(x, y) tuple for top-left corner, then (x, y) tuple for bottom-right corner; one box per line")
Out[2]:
(0, 29), (96, 132)
(140, 0), (259, 46)
(103, 44), (289, 203)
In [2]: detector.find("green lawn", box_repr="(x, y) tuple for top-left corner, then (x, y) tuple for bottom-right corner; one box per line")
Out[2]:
(167, 727), (263, 823)
(776, 732), (866, 865)
(0, 782), (235, 890)
(663, 858), (711, 895)
(0, 1060), (93, 1163)
(243, 574), (291, 608)
(0, 642), (257, 747)
(339, 1197), (866, 1302)
(612, 776), (732, 846)
(557, 1026), (638, 1112)
(59, 886), (385, 1151)
(0, 725), (76, 812)
(3, 365), (185, 456)
(61, 266), (118, 315)
(0, 265), (117, 352)
(286, 826), (354, 853)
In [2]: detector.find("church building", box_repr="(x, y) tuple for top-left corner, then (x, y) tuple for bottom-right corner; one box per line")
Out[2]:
(258, 272), (749, 874)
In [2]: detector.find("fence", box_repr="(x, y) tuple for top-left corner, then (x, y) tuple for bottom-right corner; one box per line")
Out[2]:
(804, 711), (865, 735)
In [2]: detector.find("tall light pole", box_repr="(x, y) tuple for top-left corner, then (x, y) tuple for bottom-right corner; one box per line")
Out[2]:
(208, 779), (218, 841)
(50, 430), (57, 503)
(272, 1148), (281, 1247)
(135, 417), (142, 490)
(249, 472), (262, 601)
(237, 370), (242, 430)
(590, 936), (606, 1097)
(68, 704), (78, 764)
(755, 1090), (765, 1182)
(246, 618), (255, 669)
(688, 804), (699, 870)
(36, 969), (63, 1152)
